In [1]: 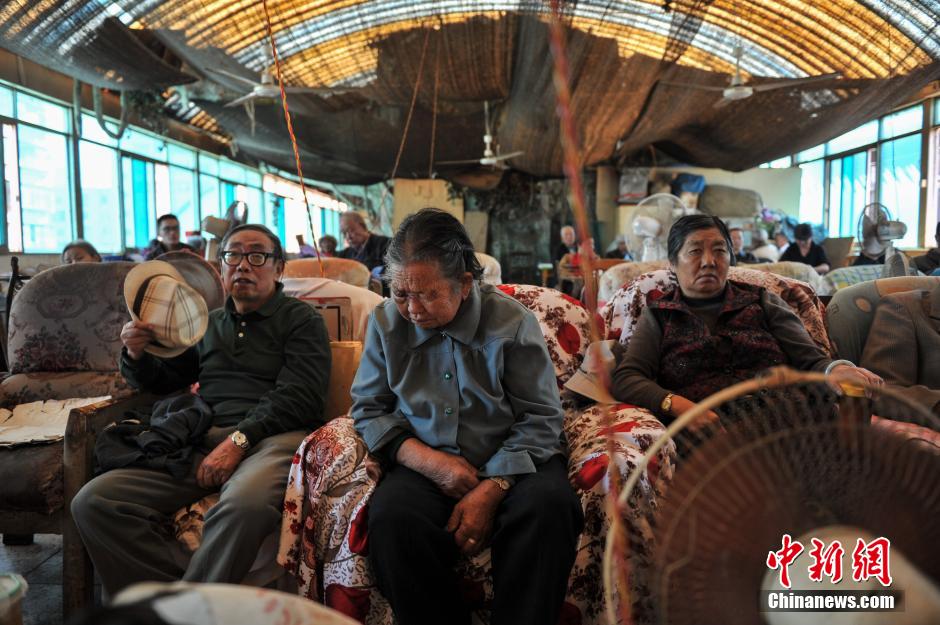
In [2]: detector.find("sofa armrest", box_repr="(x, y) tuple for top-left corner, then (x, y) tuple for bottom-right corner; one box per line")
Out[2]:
(62, 392), (162, 505)
(564, 403), (675, 494)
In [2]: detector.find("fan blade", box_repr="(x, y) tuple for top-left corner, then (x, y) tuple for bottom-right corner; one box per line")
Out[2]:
(713, 97), (734, 109)
(224, 93), (258, 108)
(490, 151), (524, 162)
(205, 68), (260, 89)
(437, 158), (485, 166)
(283, 86), (356, 95)
(750, 73), (842, 93)
(659, 80), (728, 93)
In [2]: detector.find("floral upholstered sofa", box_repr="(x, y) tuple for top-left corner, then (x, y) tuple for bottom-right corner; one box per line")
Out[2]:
(277, 284), (677, 625)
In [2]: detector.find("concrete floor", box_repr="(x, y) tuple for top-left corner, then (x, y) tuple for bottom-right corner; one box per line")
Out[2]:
(0, 534), (99, 625)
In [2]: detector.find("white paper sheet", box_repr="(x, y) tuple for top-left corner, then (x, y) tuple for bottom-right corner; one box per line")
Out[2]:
(0, 396), (111, 447)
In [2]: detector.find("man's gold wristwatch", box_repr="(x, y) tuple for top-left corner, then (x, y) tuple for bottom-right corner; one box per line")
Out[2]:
(660, 393), (674, 414)
(488, 476), (512, 491)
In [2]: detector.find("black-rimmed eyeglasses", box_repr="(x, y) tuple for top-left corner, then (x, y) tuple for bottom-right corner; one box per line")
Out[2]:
(220, 251), (277, 267)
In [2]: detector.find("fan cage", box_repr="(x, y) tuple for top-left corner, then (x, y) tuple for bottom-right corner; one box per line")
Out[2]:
(604, 366), (940, 625)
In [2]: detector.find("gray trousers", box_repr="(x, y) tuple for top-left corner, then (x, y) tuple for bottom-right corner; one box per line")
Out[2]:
(71, 427), (307, 596)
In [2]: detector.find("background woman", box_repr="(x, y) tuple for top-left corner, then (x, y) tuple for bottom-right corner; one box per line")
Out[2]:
(612, 214), (881, 430)
(61, 239), (101, 264)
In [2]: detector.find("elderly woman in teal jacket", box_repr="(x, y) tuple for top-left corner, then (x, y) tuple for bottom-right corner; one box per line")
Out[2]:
(352, 208), (582, 625)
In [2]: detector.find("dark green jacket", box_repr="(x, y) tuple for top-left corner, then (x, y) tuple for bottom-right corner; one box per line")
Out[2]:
(120, 283), (331, 445)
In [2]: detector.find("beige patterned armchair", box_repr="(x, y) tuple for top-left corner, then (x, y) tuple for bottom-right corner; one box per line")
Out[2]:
(0, 259), (222, 618)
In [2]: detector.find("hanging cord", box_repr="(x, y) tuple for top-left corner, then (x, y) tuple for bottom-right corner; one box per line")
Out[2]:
(547, 3), (629, 625)
(93, 88), (129, 140)
(428, 33), (441, 178)
(376, 26), (432, 211)
(261, 0), (324, 276)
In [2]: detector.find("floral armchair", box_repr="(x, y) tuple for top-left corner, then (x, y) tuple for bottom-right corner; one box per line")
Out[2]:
(277, 284), (677, 625)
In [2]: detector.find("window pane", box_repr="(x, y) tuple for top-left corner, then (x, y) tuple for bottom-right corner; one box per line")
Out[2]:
(18, 125), (72, 252)
(219, 159), (247, 184)
(167, 144), (196, 168)
(80, 112), (119, 147)
(284, 198), (313, 253)
(200, 174), (220, 218)
(79, 141), (121, 253)
(879, 134), (921, 248)
(271, 195), (286, 244)
(765, 156), (792, 169)
(16, 93), (68, 133)
(239, 185), (263, 224)
(827, 121), (877, 155)
(199, 153), (219, 176)
(155, 163), (171, 219)
(122, 156), (156, 249)
(880, 105), (922, 140)
(119, 127), (166, 161)
(0, 85), (13, 118)
(221, 181), (237, 214)
(796, 144), (825, 163)
(934, 98), (940, 126)
(169, 166), (197, 233)
(2, 123), (21, 251)
(827, 152), (869, 239)
(798, 160), (825, 226)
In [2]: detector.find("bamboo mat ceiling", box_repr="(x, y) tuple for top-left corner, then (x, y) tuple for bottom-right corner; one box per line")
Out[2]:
(1, 0), (939, 183)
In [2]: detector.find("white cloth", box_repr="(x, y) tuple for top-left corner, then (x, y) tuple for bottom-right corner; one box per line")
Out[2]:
(281, 277), (383, 342)
(0, 396), (111, 446)
(751, 243), (780, 262)
(115, 582), (358, 625)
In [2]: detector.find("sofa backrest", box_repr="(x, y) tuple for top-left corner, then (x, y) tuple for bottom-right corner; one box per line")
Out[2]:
(826, 275), (940, 362)
(8, 262), (136, 374)
(475, 252), (502, 286)
(284, 258), (371, 289)
(495, 284), (600, 386)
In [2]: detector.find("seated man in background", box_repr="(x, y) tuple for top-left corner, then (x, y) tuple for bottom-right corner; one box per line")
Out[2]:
(337, 212), (389, 273)
(145, 214), (195, 260)
(780, 223), (830, 274)
(914, 222), (940, 276)
(860, 281), (940, 416)
(72, 224), (331, 597)
(554, 225), (579, 263)
(729, 227), (758, 264)
(61, 239), (101, 264)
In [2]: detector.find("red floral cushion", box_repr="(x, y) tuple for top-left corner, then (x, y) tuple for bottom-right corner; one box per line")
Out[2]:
(496, 284), (603, 385)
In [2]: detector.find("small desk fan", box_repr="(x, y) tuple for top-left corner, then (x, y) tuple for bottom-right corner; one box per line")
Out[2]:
(604, 367), (940, 625)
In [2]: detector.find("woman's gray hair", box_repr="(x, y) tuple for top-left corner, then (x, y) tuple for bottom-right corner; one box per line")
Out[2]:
(384, 208), (484, 286)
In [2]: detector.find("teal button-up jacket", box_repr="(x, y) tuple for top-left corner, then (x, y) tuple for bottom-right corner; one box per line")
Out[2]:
(352, 282), (564, 477)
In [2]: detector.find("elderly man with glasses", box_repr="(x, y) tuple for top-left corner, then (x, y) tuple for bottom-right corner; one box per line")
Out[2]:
(72, 224), (332, 597)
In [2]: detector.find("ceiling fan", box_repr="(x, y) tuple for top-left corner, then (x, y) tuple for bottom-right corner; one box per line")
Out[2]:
(437, 101), (524, 169)
(661, 45), (841, 108)
(205, 54), (355, 108)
